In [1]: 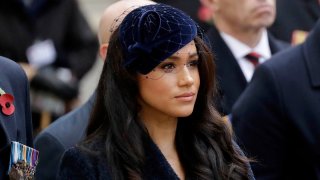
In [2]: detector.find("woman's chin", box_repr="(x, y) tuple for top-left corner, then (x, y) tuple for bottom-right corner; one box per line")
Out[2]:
(174, 107), (195, 117)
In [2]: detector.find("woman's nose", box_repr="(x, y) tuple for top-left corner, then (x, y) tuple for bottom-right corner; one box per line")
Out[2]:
(177, 66), (194, 86)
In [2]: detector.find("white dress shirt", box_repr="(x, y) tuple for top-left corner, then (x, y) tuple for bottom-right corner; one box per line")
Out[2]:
(220, 30), (271, 81)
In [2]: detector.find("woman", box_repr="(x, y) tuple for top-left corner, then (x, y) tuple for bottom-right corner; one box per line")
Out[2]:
(58, 4), (254, 180)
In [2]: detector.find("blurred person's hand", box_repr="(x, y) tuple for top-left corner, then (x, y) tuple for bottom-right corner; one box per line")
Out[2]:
(19, 63), (37, 81)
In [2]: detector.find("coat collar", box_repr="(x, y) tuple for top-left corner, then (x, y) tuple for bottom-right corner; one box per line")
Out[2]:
(303, 20), (320, 87)
(143, 137), (180, 179)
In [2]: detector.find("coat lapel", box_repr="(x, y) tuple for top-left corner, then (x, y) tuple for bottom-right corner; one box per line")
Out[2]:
(144, 138), (180, 179)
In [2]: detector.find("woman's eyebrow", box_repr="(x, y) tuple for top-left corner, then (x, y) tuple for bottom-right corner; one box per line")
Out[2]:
(189, 52), (198, 58)
(167, 55), (180, 60)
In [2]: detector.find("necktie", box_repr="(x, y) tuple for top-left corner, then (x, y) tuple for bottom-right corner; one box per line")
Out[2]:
(245, 52), (261, 68)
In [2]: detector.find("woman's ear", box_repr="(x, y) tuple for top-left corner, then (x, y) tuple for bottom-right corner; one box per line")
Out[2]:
(99, 43), (109, 61)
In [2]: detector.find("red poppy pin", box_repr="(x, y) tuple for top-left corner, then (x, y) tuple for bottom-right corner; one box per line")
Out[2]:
(0, 88), (15, 116)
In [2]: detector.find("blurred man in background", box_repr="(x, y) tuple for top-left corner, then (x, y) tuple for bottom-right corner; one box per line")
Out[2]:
(202, 0), (288, 115)
(232, 19), (320, 179)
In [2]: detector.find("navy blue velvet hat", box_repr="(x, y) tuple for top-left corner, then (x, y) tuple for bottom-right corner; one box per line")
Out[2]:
(119, 4), (199, 74)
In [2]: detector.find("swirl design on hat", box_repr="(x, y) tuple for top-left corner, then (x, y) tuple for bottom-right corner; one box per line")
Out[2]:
(120, 4), (198, 74)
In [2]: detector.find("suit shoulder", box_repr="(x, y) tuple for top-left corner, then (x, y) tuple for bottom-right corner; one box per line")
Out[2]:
(35, 96), (94, 149)
(0, 56), (23, 71)
(35, 112), (83, 149)
(0, 56), (27, 81)
(264, 45), (302, 71)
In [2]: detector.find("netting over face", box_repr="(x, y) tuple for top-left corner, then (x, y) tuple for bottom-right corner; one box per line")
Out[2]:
(118, 3), (209, 75)
(108, 5), (145, 37)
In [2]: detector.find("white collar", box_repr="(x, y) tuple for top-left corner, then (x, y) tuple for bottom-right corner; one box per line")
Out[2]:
(220, 29), (271, 60)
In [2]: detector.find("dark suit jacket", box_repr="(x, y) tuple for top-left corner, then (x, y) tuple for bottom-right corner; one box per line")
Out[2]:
(34, 94), (95, 180)
(268, 0), (320, 42)
(206, 25), (289, 115)
(0, 56), (32, 180)
(57, 136), (255, 179)
(232, 20), (320, 179)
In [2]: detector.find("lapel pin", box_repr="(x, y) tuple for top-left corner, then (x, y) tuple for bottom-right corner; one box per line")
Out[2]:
(0, 87), (15, 116)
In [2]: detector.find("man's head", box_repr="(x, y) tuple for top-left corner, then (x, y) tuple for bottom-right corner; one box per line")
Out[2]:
(98, 0), (156, 60)
(203, 0), (276, 33)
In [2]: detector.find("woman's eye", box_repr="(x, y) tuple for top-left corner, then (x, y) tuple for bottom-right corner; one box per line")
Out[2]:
(188, 60), (200, 68)
(161, 63), (175, 72)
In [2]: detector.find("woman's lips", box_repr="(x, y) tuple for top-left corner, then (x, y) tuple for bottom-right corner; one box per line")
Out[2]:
(255, 4), (274, 14)
(175, 92), (195, 102)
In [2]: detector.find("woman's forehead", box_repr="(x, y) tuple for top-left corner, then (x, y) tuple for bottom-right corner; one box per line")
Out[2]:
(173, 41), (197, 56)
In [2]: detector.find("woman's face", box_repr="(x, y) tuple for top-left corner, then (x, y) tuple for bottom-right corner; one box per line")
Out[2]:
(137, 41), (200, 119)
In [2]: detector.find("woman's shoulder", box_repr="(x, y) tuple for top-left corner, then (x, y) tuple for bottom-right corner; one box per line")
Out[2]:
(57, 139), (111, 179)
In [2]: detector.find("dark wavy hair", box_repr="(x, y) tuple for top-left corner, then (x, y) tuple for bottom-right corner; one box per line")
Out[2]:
(84, 28), (250, 179)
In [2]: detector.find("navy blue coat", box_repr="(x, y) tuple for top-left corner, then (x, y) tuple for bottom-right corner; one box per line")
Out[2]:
(57, 137), (181, 180)
(232, 20), (320, 179)
(57, 136), (255, 179)
(206, 25), (289, 115)
(34, 94), (95, 179)
(0, 56), (32, 180)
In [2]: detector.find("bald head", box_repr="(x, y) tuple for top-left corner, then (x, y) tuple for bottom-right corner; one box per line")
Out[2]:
(98, 0), (156, 45)
(98, 0), (155, 59)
